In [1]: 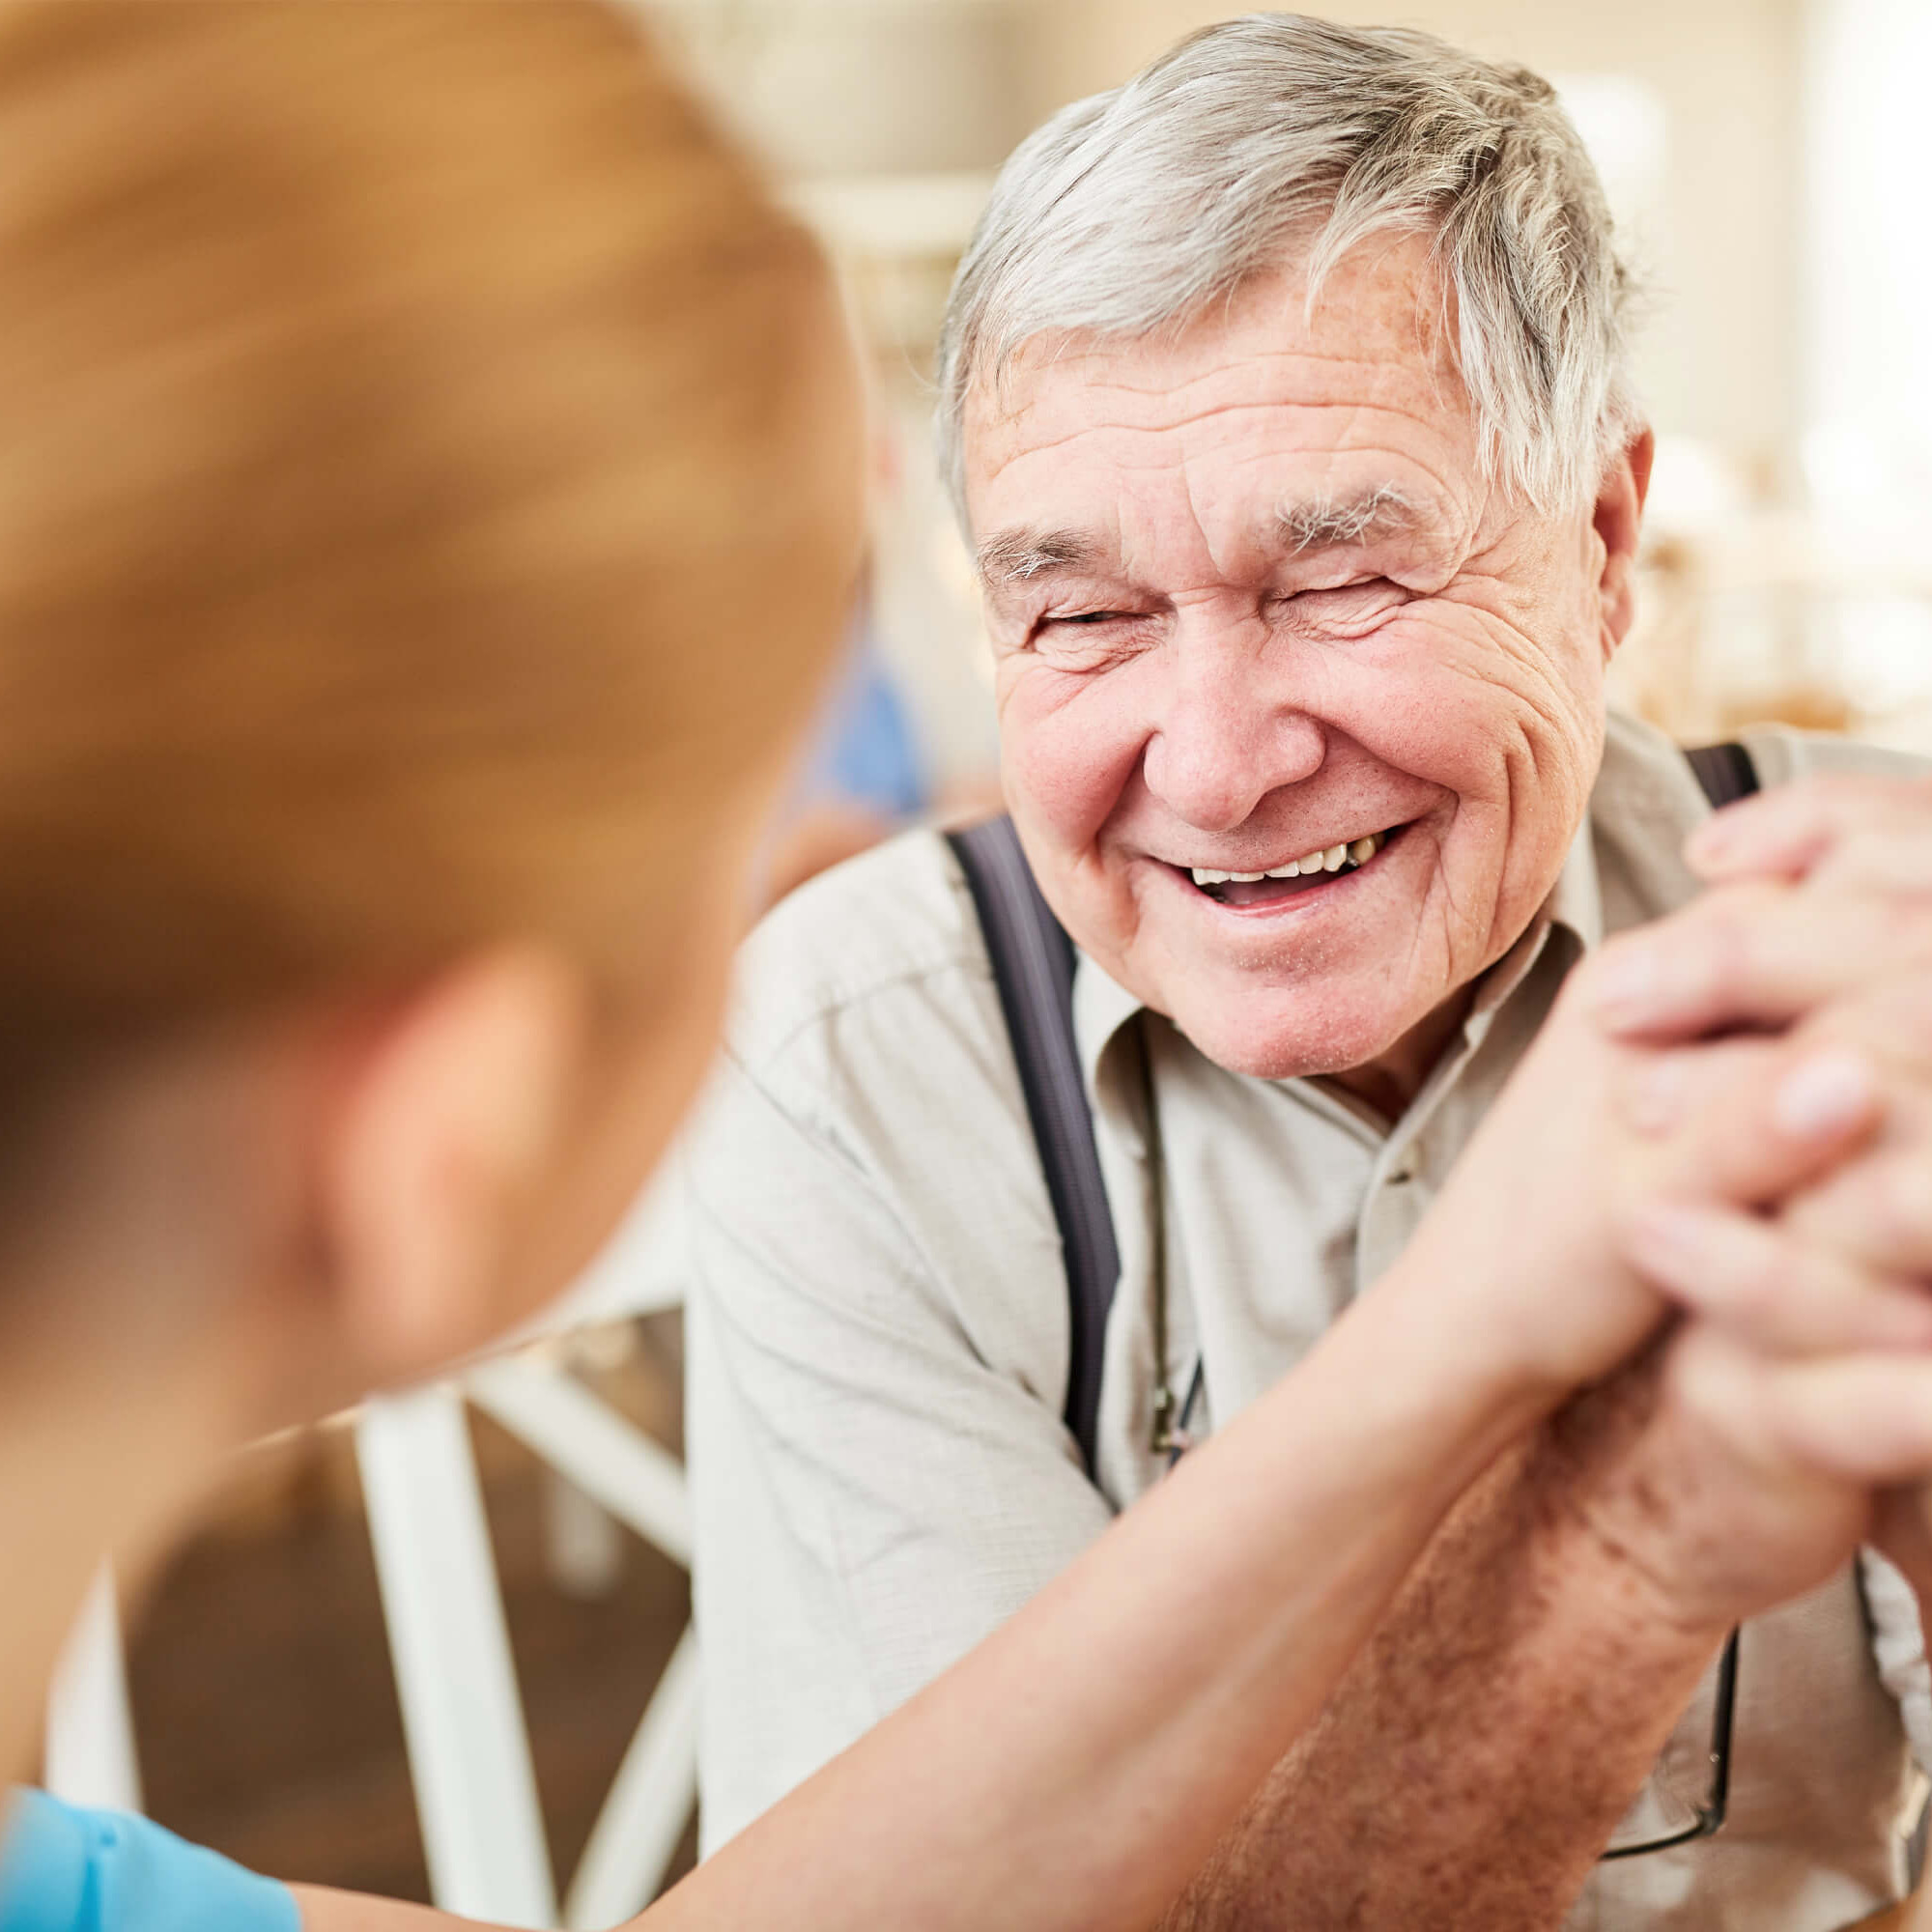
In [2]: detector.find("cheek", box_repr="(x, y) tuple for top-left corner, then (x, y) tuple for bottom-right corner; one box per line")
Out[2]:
(999, 659), (1148, 850)
(501, 836), (754, 1334)
(1345, 607), (1604, 807)
(507, 931), (732, 1331)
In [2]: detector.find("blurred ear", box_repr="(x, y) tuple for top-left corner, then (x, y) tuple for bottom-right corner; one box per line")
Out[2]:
(319, 946), (587, 1387)
(1594, 426), (1654, 661)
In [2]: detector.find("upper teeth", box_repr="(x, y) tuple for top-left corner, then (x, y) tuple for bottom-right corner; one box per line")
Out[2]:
(1191, 830), (1386, 889)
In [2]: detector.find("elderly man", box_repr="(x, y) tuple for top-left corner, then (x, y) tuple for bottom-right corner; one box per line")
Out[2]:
(687, 15), (1932, 1928)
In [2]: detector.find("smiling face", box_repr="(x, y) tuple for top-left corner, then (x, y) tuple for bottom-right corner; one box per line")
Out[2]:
(964, 242), (1649, 1097)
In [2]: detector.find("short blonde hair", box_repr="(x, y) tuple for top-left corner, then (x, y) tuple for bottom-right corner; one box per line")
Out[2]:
(0, 0), (850, 1075)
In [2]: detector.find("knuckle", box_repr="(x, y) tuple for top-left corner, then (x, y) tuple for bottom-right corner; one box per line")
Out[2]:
(1665, 1327), (1750, 1431)
(1833, 968), (1931, 1035)
(1801, 770), (1930, 812)
(1729, 1242), (1797, 1328)
(1865, 1159), (1932, 1257)
(1889, 982), (1932, 1059)
(1582, 927), (1646, 989)
(1865, 895), (1932, 963)
(1689, 888), (1775, 985)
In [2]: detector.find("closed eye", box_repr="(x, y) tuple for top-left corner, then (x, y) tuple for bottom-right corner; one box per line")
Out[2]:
(1028, 606), (1152, 668)
(1276, 579), (1413, 633)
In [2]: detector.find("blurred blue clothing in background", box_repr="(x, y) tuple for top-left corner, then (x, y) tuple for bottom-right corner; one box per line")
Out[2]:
(0, 1791), (296, 1932)
(796, 619), (927, 822)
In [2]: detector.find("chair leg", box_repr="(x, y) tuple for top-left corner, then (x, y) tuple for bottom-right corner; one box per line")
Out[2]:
(562, 1626), (700, 1931)
(540, 1468), (626, 1602)
(44, 1563), (143, 1814)
(355, 1386), (559, 1930)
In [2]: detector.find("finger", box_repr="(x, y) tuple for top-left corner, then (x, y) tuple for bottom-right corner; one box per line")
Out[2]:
(1720, 1351), (1932, 1485)
(1686, 772), (1932, 885)
(1589, 885), (1932, 1040)
(1627, 1039), (1883, 1213)
(1614, 1035), (1775, 1137)
(1620, 1199), (1932, 1353)
(1782, 1144), (1932, 1278)
(1806, 825), (1932, 898)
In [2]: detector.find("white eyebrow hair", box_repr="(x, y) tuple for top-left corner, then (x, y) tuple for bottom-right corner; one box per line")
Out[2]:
(979, 486), (1424, 587)
(1274, 484), (1422, 553)
(975, 526), (1102, 585)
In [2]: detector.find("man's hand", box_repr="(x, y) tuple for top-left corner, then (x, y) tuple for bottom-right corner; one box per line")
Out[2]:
(1544, 1328), (1873, 1638)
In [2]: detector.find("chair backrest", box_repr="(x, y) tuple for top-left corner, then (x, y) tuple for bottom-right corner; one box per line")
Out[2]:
(357, 1179), (700, 1930)
(43, 1564), (143, 1815)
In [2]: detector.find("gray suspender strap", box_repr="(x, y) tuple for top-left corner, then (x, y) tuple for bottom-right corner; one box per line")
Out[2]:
(947, 816), (1120, 1477)
(946, 741), (1755, 1488)
(1685, 740), (1760, 810)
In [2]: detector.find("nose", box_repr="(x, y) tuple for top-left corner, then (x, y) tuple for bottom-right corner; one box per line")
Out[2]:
(1141, 631), (1326, 833)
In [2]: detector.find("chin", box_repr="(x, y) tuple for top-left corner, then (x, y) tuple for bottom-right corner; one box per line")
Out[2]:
(1165, 983), (1423, 1084)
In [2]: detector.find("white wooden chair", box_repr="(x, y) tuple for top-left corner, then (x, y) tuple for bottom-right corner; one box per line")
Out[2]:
(44, 1566), (143, 1816)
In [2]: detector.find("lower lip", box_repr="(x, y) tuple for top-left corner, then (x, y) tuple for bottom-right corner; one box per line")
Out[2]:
(1170, 831), (1404, 918)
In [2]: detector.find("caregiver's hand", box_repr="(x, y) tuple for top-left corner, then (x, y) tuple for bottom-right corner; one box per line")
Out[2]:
(1580, 770), (1932, 1606)
(1593, 770), (1932, 1044)
(1589, 770), (1932, 1353)
(1391, 945), (1880, 1402)
(1613, 968), (1932, 1358)
(1687, 768), (1932, 894)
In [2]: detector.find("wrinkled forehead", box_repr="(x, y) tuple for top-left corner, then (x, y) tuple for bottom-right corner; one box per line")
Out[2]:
(960, 244), (1488, 571)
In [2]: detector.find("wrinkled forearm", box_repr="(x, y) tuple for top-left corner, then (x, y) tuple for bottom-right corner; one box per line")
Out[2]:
(646, 1274), (1567, 1932)
(1158, 1427), (1728, 1932)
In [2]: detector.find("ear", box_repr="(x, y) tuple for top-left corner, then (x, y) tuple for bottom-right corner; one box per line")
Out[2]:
(319, 946), (588, 1387)
(1593, 426), (1654, 662)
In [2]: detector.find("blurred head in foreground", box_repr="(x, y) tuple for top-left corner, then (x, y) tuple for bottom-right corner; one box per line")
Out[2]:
(0, 0), (861, 1768)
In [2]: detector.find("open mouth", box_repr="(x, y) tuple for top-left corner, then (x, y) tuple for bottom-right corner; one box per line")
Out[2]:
(1182, 824), (1406, 908)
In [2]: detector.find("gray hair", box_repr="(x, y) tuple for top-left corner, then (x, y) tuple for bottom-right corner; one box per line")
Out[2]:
(937, 14), (1639, 524)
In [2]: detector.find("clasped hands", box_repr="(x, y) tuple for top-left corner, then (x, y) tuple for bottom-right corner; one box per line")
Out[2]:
(1406, 772), (1932, 1639)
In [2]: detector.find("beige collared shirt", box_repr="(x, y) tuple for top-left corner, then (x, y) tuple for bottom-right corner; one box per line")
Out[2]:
(686, 711), (1932, 1925)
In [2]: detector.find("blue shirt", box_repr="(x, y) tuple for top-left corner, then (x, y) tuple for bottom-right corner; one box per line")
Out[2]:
(0, 1791), (298, 1932)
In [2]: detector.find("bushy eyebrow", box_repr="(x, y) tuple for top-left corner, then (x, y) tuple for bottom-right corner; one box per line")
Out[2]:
(976, 526), (1101, 586)
(1274, 484), (1422, 553)
(978, 485), (1429, 591)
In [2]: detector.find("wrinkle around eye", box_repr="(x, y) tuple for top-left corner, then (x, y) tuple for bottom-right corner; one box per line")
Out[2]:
(1274, 578), (1416, 638)
(1027, 611), (1154, 671)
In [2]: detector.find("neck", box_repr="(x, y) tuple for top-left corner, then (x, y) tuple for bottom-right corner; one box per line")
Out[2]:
(1321, 982), (1477, 1125)
(0, 1028), (326, 1785)
(0, 1213), (257, 1786)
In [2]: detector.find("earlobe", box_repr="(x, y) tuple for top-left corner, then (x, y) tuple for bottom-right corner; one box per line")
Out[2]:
(1594, 427), (1655, 661)
(318, 946), (587, 1388)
